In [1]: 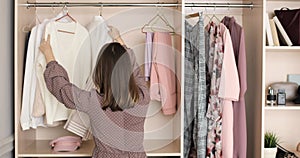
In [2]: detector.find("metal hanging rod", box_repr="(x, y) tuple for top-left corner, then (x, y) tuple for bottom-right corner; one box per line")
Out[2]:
(185, 2), (254, 9)
(20, 1), (181, 8)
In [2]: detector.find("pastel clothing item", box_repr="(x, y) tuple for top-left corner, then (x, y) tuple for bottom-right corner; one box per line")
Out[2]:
(44, 50), (150, 157)
(150, 32), (177, 115)
(20, 25), (45, 130)
(218, 22), (240, 158)
(20, 13), (68, 130)
(36, 21), (92, 125)
(32, 79), (45, 117)
(221, 16), (248, 158)
(206, 22), (224, 158)
(144, 32), (154, 81)
(86, 16), (112, 68)
(184, 15), (207, 158)
(64, 16), (112, 140)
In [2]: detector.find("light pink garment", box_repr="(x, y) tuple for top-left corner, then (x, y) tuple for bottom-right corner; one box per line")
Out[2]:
(150, 32), (177, 115)
(218, 23), (240, 158)
(32, 79), (45, 117)
(221, 16), (248, 158)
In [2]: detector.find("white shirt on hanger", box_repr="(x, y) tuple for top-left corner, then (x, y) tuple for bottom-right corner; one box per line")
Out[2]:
(20, 13), (70, 130)
(20, 25), (45, 130)
(36, 20), (92, 125)
(64, 16), (112, 139)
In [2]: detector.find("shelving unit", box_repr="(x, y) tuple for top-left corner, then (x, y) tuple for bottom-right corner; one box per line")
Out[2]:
(262, 0), (300, 157)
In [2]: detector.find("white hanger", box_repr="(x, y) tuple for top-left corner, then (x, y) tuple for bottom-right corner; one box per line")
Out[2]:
(22, 8), (41, 32)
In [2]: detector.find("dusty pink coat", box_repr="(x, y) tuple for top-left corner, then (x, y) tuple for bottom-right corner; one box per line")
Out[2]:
(218, 23), (240, 158)
(150, 32), (177, 115)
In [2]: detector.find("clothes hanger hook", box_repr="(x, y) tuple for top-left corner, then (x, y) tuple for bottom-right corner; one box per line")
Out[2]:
(227, 3), (230, 16)
(63, 3), (68, 14)
(191, 3), (194, 12)
(214, 5), (216, 14)
(99, 2), (103, 16)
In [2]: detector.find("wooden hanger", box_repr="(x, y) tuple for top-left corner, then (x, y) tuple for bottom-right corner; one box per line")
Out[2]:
(141, 6), (175, 33)
(185, 7), (211, 21)
(55, 5), (77, 23)
(185, 12), (200, 19)
(55, 5), (76, 34)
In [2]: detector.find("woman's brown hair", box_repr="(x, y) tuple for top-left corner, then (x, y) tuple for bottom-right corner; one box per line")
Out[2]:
(93, 42), (139, 111)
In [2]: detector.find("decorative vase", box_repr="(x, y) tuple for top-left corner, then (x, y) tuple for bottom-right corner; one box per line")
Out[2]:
(264, 147), (277, 158)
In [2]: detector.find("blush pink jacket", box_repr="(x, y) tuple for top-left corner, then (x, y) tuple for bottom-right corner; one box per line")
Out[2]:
(150, 32), (177, 115)
(218, 23), (240, 158)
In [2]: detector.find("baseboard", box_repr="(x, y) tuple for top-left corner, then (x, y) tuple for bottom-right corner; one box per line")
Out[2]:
(0, 134), (14, 156)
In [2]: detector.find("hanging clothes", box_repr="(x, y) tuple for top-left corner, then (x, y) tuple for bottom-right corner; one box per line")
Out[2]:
(206, 22), (240, 158)
(184, 14), (207, 158)
(221, 16), (247, 158)
(20, 12), (67, 130)
(20, 24), (45, 130)
(144, 32), (154, 81)
(150, 32), (177, 115)
(206, 22), (223, 158)
(64, 16), (112, 140)
(35, 21), (92, 125)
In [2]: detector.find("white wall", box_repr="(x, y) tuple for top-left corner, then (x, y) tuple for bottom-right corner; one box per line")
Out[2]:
(0, 0), (14, 157)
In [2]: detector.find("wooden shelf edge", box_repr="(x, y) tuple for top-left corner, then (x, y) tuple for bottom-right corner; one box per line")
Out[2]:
(265, 46), (300, 52)
(264, 103), (300, 110)
(18, 139), (181, 157)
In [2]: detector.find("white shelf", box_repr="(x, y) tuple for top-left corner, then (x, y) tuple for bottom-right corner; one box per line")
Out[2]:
(145, 139), (181, 157)
(18, 139), (181, 157)
(264, 102), (300, 110)
(265, 46), (300, 52)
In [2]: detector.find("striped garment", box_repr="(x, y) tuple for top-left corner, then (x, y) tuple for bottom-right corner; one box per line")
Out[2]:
(184, 14), (207, 158)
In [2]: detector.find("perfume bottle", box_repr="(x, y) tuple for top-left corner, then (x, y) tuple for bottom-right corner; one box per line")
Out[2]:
(266, 87), (276, 106)
(277, 89), (286, 105)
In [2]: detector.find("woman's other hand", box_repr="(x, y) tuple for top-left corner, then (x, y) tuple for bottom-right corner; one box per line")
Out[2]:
(39, 34), (56, 63)
(108, 26), (125, 45)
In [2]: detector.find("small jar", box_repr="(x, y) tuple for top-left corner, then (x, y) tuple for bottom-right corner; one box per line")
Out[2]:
(277, 89), (286, 105)
(267, 87), (276, 106)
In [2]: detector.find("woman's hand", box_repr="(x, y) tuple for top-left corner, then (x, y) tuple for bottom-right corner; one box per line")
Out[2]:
(108, 26), (125, 45)
(39, 34), (56, 63)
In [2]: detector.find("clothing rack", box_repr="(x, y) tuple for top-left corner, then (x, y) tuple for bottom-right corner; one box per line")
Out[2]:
(21, 2), (181, 8)
(21, 2), (254, 9)
(185, 2), (254, 9)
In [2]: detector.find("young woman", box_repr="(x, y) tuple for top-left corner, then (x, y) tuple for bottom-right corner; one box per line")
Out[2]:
(39, 27), (150, 158)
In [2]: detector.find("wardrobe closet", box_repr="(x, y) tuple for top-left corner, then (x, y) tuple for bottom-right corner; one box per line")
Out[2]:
(14, 0), (182, 157)
(184, 1), (262, 158)
(262, 0), (300, 157)
(14, 0), (268, 158)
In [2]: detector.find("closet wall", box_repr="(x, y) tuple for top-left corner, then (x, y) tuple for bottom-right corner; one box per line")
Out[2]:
(0, 0), (14, 157)
(184, 0), (263, 158)
(15, 0), (182, 157)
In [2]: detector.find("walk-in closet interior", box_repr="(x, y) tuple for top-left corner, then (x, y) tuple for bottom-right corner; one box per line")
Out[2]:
(15, 0), (182, 157)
